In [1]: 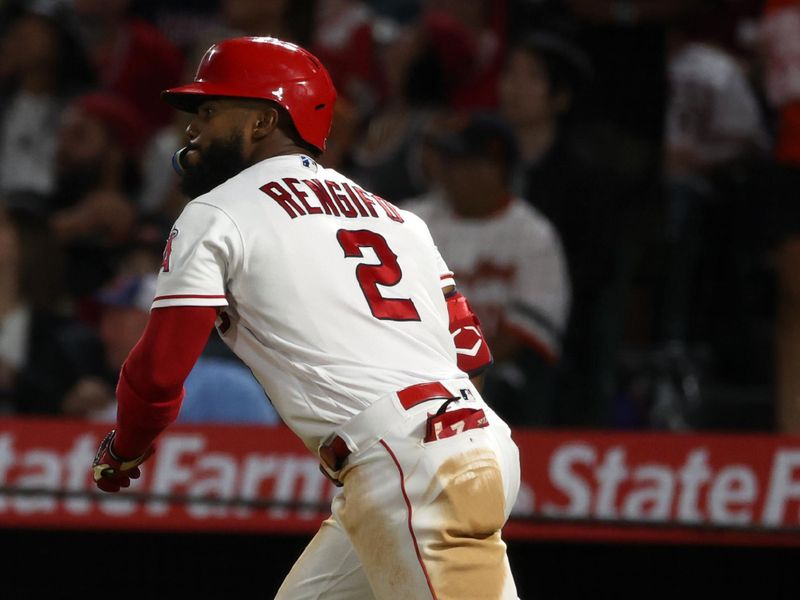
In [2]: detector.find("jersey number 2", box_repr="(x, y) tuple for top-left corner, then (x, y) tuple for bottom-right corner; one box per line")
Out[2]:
(336, 229), (421, 321)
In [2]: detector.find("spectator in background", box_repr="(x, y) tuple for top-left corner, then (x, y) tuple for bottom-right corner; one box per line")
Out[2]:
(0, 3), (94, 197)
(760, 0), (800, 433)
(0, 202), (104, 415)
(178, 358), (280, 425)
(664, 15), (768, 207)
(427, 0), (508, 110)
(49, 92), (149, 301)
(627, 3), (771, 432)
(222, 0), (317, 45)
(62, 274), (154, 420)
(137, 112), (189, 228)
(501, 31), (592, 188)
(405, 113), (570, 426)
(563, 0), (702, 375)
(658, 6), (769, 418)
(311, 0), (381, 115)
(137, 30), (215, 229)
(65, 273), (279, 425)
(311, 0), (381, 170)
(71, 0), (184, 130)
(500, 31), (623, 426)
(349, 11), (477, 201)
(564, 0), (697, 167)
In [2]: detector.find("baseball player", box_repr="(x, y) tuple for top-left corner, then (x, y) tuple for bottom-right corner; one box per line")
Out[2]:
(90, 37), (521, 599)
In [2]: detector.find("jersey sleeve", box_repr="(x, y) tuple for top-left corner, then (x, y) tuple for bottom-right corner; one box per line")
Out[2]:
(401, 206), (455, 289)
(152, 201), (244, 309)
(434, 244), (455, 289)
(502, 220), (571, 361)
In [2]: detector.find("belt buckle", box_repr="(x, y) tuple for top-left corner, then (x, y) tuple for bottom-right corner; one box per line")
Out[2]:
(319, 443), (341, 471)
(318, 435), (350, 487)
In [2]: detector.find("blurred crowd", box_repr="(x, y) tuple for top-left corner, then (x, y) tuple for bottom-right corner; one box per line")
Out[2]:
(0, 0), (797, 434)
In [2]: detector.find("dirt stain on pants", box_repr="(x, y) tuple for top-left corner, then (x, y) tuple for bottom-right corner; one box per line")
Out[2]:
(423, 450), (508, 599)
(338, 446), (510, 599)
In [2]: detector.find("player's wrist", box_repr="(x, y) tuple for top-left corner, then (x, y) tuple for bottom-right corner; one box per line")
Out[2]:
(92, 429), (155, 493)
(106, 434), (143, 466)
(99, 430), (149, 466)
(111, 427), (155, 461)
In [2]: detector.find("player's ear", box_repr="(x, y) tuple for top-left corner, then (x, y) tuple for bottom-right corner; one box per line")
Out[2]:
(252, 106), (280, 141)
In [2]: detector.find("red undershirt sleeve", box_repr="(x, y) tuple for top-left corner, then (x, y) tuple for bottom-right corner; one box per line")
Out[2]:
(112, 305), (218, 458)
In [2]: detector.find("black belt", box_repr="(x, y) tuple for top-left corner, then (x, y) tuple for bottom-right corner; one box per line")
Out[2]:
(319, 381), (458, 476)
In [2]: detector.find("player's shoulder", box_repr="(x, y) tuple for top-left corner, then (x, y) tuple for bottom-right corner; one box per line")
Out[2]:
(181, 183), (238, 218)
(173, 176), (251, 236)
(182, 158), (285, 217)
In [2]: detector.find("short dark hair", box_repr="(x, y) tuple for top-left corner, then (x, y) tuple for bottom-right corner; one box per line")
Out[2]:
(428, 112), (519, 183)
(515, 31), (592, 103)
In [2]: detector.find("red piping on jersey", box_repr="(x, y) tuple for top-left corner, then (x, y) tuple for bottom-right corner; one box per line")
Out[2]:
(152, 293), (227, 302)
(379, 439), (438, 600)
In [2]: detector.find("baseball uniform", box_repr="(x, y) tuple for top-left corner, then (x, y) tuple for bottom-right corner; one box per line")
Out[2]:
(154, 153), (521, 599)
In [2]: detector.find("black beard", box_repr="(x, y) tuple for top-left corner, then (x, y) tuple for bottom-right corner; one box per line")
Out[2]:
(180, 134), (249, 199)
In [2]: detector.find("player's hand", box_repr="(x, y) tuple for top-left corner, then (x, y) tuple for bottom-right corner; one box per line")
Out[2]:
(91, 430), (154, 493)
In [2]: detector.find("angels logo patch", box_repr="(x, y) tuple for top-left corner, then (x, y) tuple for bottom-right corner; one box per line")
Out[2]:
(161, 228), (179, 272)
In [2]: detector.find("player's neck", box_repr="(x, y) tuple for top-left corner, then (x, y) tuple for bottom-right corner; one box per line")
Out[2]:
(251, 140), (314, 165)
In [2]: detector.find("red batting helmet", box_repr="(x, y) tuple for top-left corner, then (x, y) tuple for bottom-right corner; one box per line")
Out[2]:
(162, 37), (337, 152)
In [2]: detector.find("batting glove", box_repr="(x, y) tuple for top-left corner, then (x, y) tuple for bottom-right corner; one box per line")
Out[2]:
(91, 430), (154, 493)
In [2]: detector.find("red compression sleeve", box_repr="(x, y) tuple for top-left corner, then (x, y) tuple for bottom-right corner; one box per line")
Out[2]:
(446, 289), (493, 377)
(112, 306), (218, 458)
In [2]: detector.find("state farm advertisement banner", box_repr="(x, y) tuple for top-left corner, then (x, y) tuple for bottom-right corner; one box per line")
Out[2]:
(1, 418), (799, 545)
(506, 430), (800, 546)
(0, 419), (335, 534)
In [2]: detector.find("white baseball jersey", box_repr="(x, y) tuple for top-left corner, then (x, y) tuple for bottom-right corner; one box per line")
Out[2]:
(405, 191), (570, 361)
(153, 154), (464, 451)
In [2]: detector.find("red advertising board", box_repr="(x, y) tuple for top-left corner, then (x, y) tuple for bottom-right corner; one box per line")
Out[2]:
(0, 418), (799, 546)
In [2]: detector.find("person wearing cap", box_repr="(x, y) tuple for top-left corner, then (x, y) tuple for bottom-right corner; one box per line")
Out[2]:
(406, 112), (571, 426)
(62, 274), (156, 420)
(64, 272), (279, 425)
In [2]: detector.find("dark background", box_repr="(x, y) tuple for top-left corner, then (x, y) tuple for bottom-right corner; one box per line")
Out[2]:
(2, 529), (797, 598)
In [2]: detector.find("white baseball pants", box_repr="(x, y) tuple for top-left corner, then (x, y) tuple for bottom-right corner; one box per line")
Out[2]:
(275, 383), (521, 599)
